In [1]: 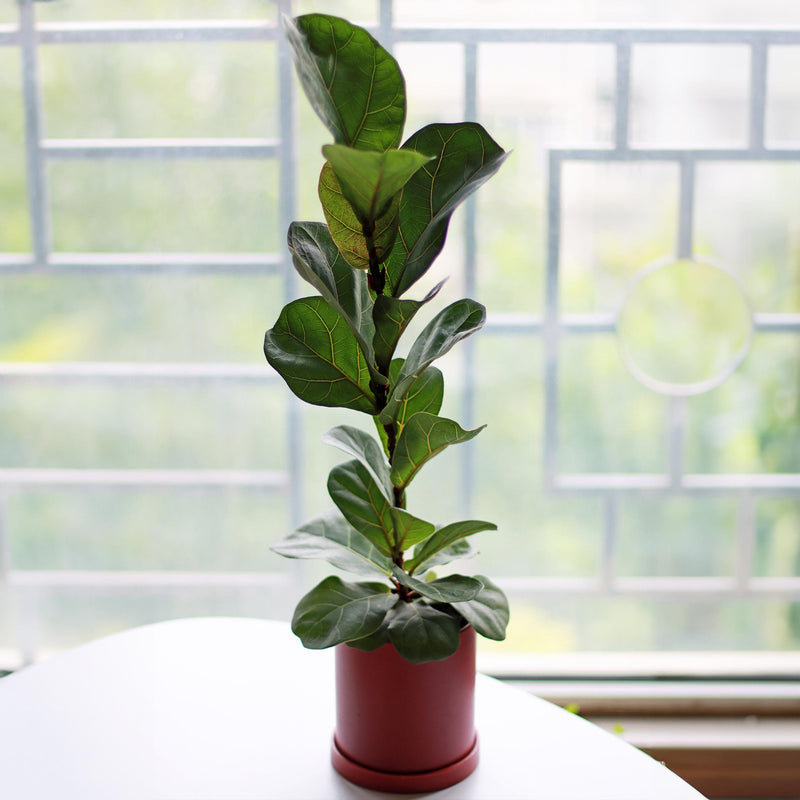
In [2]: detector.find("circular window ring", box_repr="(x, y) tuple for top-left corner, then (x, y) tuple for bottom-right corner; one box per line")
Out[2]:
(614, 256), (754, 396)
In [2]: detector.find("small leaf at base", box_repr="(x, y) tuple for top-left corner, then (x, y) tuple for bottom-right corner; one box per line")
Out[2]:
(450, 575), (510, 641)
(292, 576), (395, 649)
(386, 600), (461, 663)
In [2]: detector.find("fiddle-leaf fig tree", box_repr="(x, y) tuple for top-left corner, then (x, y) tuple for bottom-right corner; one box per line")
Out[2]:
(267, 13), (510, 664)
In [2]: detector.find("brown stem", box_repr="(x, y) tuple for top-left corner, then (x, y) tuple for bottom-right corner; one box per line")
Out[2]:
(392, 577), (414, 602)
(362, 219), (385, 295)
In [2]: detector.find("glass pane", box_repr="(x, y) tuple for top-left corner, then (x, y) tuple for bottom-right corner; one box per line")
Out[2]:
(16, 585), (297, 655)
(618, 497), (737, 578)
(40, 43), (278, 139)
(695, 163), (800, 313)
(558, 336), (668, 473)
(0, 273), (284, 362)
(9, 488), (289, 571)
(489, 596), (800, 653)
(630, 45), (749, 147)
(49, 160), (279, 253)
(685, 334), (800, 474)
(477, 44), (614, 314)
(395, 44), (464, 134)
(560, 162), (679, 313)
(755, 499), (800, 579)
(395, 1), (800, 26)
(36, 0), (274, 22)
(0, 383), (286, 469)
(0, 49), (28, 253)
(766, 46), (800, 147)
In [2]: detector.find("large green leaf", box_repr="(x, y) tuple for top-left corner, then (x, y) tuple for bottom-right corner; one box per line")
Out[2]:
(374, 362), (444, 456)
(380, 299), (485, 423)
(319, 162), (400, 271)
(406, 519), (497, 575)
(322, 425), (392, 499)
(286, 221), (378, 377)
(384, 122), (508, 296)
(391, 412), (485, 490)
(392, 565), (483, 603)
(264, 296), (376, 414)
(451, 576), (510, 641)
(388, 507), (435, 550)
(270, 510), (392, 578)
(322, 144), (431, 225)
(345, 625), (389, 652)
(284, 14), (405, 151)
(387, 600), (461, 663)
(395, 360), (446, 427)
(372, 282), (443, 373)
(411, 539), (478, 574)
(328, 459), (395, 554)
(292, 575), (395, 649)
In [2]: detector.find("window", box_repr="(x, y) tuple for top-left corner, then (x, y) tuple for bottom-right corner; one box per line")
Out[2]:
(1, 1), (798, 681)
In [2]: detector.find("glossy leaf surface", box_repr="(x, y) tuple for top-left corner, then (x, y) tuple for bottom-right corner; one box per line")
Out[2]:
(372, 282), (443, 373)
(322, 425), (392, 498)
(284, 14), (405, 151)
(319, 162), (400, 270)
(381, 299), (485, 422)
(388, 507), (435, 549)
(406, 519), (497, 575)
(387, 600), (461, 663)
(287, 221), (377, 371)
(345, 625), (390, 652)
(391, 412), (485, 490)
(412, 539), (478, 574)
(292, 575), (395, 648)
(384, 122), (508, 296)
(328, 459), (395, 554)
(270, 510), (392, 578)
(374, 362), (444, 455)
(392, 565), (483, 603)
(264, 296), (376, 413)
(322, 144), (431, 225)
(451, 575), (510, 641)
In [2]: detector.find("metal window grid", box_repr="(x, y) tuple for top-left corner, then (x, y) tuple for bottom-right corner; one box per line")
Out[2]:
(1, 0), (798, 665)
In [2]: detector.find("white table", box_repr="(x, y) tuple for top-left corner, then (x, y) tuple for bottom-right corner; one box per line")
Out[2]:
(0, 617), (706, 799)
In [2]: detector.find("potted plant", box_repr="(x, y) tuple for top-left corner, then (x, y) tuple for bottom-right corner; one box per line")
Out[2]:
(266, 13), (510, 793)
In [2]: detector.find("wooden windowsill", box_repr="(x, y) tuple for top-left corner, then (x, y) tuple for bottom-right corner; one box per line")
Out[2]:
(588, 717), (800, 798)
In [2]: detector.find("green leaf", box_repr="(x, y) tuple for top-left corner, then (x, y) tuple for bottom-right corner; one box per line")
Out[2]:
(372, 282), (444, 373)
(322, 144), (432, 225)
(284, 14), (405, 151)
(264, 296), (376, 414)
(328, 459), (395, 554)
(387, 600), (461, 663)
(346, 625), (389, 652)
(390, 412), (485, 490)
(322, 425), (392, 499)
(413, 539), (477, 574)
(270, 510), (392, 578)
(291, 575), (395, 649)
(286, 222), (377, 374)
(381, 299), (485, 422)
(319, 162), (400, 271)
(374, 362), (444, 455)
(392, 565), (483, 603)
(406, 519), (497, 575)
(450, 576), (510, 641)
(385, 122), (508, 296)
(389, 507), (435, 549)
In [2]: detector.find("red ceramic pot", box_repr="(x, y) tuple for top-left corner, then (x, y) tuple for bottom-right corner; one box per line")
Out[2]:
(331, 626), (478, 793)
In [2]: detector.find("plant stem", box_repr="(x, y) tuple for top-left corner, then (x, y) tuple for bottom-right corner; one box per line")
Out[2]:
(392, 577), (413, 601)
(362, 220), (385, 295)
(365, 221), (407, 571)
